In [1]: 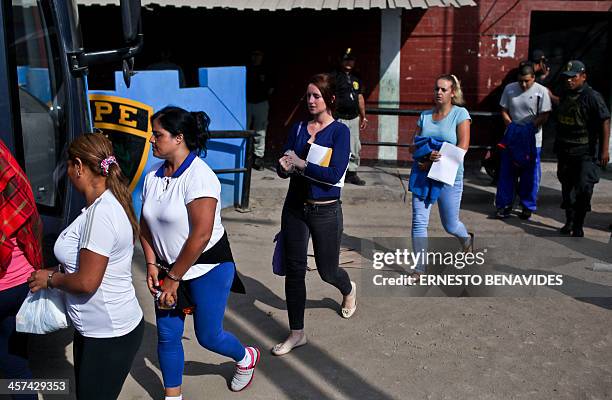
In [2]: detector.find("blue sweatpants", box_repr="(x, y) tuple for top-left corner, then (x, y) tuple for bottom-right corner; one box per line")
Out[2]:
(156, 262), (246, 388)
(495, 147), (541, 211)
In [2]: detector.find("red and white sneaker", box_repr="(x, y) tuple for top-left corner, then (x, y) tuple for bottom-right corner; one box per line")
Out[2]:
(230, 346), (260, 392)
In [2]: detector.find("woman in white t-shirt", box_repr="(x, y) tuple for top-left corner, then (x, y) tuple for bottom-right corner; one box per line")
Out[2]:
(140, 106), (259, 398)
(28, 133), (143, 400)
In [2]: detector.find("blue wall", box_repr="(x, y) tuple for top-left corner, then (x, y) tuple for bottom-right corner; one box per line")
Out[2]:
(90, 67), (247, 212)
(17, 66), (52, 104)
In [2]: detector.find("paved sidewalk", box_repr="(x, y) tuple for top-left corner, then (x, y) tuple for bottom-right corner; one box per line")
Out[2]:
(21, 163), (612, 400)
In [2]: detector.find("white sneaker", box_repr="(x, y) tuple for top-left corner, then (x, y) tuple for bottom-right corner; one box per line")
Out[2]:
(230, 346), (260, 392)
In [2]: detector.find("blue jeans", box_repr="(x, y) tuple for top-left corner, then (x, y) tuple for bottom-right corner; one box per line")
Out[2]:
(411, 179), (469, 273)
(156, 262), (245, 388)
(496, 147), (542, 211)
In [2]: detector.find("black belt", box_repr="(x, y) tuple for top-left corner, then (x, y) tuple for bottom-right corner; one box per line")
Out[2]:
(156, 231), (246, 294)
(335, 113), (359, 120)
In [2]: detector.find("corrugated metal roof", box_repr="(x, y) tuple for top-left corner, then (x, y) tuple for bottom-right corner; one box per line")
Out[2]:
(76, 0), (477, 10)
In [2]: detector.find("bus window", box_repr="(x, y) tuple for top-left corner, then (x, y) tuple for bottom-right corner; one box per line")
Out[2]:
(11, 0), (65, 210)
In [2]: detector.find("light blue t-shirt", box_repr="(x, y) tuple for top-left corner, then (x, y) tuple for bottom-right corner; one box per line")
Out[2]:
(417, 106), (471, 179)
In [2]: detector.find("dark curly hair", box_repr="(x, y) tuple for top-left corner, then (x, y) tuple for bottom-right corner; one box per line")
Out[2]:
(151, 106), (211, 156)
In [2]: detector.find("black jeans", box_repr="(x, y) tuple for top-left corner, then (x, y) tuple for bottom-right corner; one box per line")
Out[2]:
(281, 201), (352, 330)
(73, 318), (144, 400)
(0, 283), (36, 400)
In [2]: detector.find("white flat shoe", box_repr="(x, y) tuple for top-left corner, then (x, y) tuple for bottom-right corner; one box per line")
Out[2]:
(271, 335), (307, 356)
(341, 281), (357, 319)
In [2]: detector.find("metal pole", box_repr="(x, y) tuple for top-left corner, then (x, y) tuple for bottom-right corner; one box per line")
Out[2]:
(365, 107), (500, 118)
(240, 130), (254, 210)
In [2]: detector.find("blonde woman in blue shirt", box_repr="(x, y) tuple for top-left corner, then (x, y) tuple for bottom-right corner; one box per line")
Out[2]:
(410, 74), (473, 277)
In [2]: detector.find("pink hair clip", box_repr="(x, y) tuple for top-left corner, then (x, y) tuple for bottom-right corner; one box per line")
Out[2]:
(100, 156), (117, 176)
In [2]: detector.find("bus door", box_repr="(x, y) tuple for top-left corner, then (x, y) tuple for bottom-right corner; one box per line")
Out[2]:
(0, 0), (74, 258)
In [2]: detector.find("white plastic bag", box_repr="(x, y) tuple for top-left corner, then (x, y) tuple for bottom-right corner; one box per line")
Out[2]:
(15, 288), (69, 334)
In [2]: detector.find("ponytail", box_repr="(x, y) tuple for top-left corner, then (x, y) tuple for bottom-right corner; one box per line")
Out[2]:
(191, 111), (211, 157)
(151, 106), (212, 156)
(68, 133), (139, 242)
(438, 74), (465, 106)
(105, 164), (139, 242)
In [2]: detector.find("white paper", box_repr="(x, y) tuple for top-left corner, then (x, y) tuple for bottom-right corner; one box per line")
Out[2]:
(427, 142), (466, 185)
(305, 143), (347, 187)
(306, 143), (332, 166)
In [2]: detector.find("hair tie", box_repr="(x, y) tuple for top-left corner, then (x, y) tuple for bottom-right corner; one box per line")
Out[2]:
(100, 156), (117, 176)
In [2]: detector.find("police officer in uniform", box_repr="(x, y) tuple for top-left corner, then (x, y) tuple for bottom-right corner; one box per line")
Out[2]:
(555, 60), (610, 237)
(530, 49), (550, 85)
(247, 49), (275, 170)
(333, 48), (368, 185)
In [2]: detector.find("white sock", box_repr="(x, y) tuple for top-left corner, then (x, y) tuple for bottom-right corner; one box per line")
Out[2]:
(165, 396), (182, 400)
(237, 347), (252, 367)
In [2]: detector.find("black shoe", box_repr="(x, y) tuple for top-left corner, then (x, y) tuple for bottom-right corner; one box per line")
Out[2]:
(571, 228), (584, 237)
(346, 172), (366, 186)
(571, 211), (586, 238)
(519, 207), (532, 220)
(560, 209), (574, 235)
(253, 157), (264, 171)
(495, 207), (511, 219)
(559, 222), (572, 235)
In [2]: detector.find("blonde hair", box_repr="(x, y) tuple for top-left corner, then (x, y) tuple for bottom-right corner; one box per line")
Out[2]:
(438, 74), (465, 106)
(68, 133), (139, 241)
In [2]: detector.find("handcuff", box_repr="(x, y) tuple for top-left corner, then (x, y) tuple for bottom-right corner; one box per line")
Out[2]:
(47, 264), (65, 289)
(294, 160), (308, 175)
(147, 262), (182, 281)
(47, 271), (57, 289)
(147, 262), (180, 309)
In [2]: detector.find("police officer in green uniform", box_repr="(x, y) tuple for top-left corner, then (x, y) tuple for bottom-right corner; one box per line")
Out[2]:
(333, 48), (368, 185)
(555, 60), (610, 237)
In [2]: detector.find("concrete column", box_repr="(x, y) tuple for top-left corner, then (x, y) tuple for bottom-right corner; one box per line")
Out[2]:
(609, 118), (611, 166)
(377, 8), (402, 161)
(608, 81), (612, 165)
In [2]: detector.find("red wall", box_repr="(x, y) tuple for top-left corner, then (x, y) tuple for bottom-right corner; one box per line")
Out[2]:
(362, 0), (611, 162)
